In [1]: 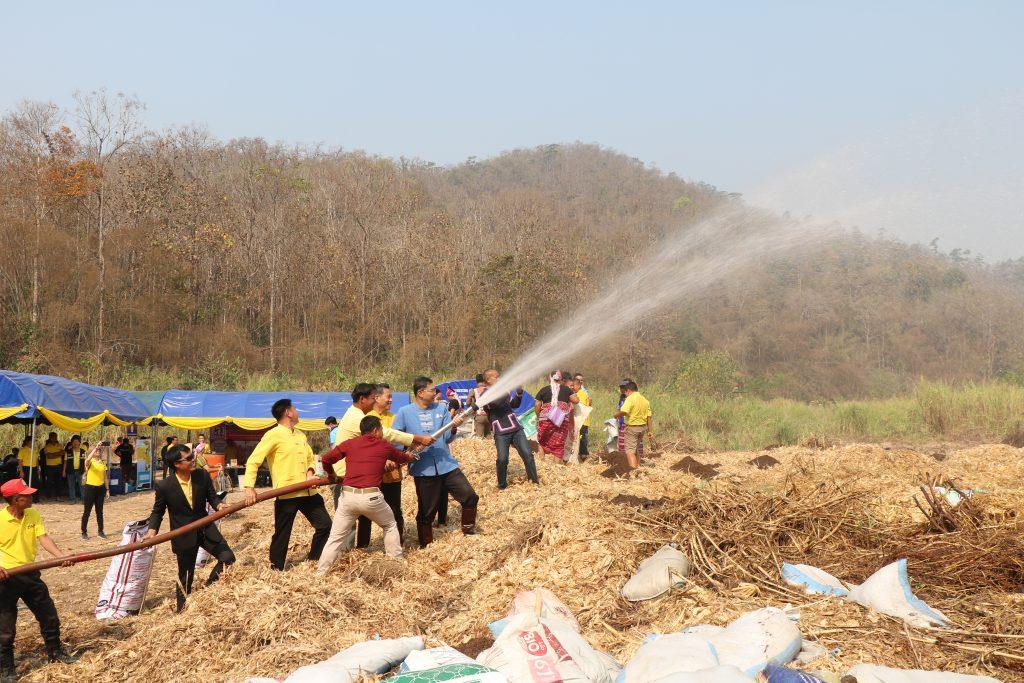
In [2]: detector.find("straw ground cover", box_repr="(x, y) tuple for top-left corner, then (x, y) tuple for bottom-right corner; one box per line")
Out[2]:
(18, 439), (1024, 682)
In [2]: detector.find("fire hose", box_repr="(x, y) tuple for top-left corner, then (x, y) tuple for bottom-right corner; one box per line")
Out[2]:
(2, 476), (332, 578)
(4, 407), (474, 579)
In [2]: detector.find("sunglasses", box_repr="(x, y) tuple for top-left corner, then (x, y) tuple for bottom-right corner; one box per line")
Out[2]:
(174, 454), (196, 464)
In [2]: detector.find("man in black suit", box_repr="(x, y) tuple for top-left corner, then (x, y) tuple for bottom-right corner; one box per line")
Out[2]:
(144, 445), (235, 612)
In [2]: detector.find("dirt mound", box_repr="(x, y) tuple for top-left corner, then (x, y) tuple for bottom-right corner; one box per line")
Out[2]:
(1003, 424), (1024, 448)
(670, 455), (720, 479)
(599, 452), (634, 478)
(610, 494), (669, 509)
(748, 454), (780, 469)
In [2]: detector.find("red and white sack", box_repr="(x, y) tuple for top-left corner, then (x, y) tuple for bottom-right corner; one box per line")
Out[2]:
(95, 520), (157, 620)
(478, 612), (620, 683)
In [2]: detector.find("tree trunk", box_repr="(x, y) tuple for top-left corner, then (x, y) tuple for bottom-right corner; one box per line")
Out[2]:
(97, 185), (106, 359)
(269, 264), (276, 372)
(31, 154), (41, 327)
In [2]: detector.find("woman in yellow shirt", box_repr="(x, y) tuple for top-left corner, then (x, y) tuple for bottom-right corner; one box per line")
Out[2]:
(80, 444), (108, 540)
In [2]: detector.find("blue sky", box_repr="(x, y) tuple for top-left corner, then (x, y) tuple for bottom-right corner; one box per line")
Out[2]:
(3, 2), (1022, 257)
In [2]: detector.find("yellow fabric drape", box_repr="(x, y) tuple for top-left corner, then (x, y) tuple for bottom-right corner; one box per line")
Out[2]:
(0, 404), (28, 422)
(37, 407), (153, 432)
(155, 415), (327, 432)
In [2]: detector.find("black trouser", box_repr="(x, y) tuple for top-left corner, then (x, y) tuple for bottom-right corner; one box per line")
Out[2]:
(356, 480), (404, 546)
(437, 491), (449, 525)
(82, 484), (106, 534)
(270, 495), (331, 570)
(174, 532), (235, 612)
(0, 571), (61, 653)
(494, 428), (539, 488)
(414, 469), (479, 525)
(44, 465), (63, 499)
(579, 426), (590, 457)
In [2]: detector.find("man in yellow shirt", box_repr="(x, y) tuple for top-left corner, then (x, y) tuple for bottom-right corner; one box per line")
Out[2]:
(356, 383), (408, 547)
(613, 381), (653, 469)
(39, 433), (64, 500)
(572, 373), (592, 460)
(16, 438), (39, 491)
(243, 398), (331, 571)
(0, 478), (76, 679)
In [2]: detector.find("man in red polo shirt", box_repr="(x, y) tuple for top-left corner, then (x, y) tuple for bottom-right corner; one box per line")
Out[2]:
(316, 415), (414, 573)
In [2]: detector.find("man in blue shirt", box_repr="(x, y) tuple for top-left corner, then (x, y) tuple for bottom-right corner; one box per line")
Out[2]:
(392, 376), (476, 548)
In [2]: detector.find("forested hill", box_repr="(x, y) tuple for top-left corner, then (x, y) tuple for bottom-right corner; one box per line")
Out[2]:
(1, 96), (1022, 398)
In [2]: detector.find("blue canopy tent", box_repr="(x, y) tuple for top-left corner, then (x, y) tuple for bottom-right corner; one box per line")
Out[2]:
(0, 370), (154, 488)
(0, 370), (152, 428)
(152, 389), (411, 431)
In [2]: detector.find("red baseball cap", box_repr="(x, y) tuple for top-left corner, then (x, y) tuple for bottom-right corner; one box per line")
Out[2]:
(1, 479), (36, 498)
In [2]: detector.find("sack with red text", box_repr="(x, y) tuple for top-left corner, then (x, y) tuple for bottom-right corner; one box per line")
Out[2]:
(478, 612), (620, 683)
(95, 519), (156, 620)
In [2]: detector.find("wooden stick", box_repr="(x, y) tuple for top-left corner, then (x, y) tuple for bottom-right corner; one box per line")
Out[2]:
(3, 477), (330, 578)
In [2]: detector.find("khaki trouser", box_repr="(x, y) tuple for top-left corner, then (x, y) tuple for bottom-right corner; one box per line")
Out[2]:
(622, 424), (647, 452)
(317, 488), (402, 573)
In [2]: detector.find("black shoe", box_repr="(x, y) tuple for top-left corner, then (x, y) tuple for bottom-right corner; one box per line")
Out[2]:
(98, 532), (107, 539)
(47, 644), (78, 664)
(1, 646), (15, 682)
(81, 533), (88, 540)
(461, 505), (478, 535)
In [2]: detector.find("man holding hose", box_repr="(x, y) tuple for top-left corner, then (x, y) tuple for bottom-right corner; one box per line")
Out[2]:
(317, 415), (414, 572)
(145, 444), (235, 612)
(0, 478), (77, 680)
(332, 383), (433, 545)
(392, 377), (473, 548)
(243, 399), (331, 570)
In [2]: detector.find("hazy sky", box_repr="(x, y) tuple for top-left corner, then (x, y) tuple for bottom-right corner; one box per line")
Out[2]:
(3, 1), (1022, 258)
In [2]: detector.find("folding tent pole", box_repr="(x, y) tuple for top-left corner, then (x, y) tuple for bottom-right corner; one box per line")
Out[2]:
(27, 416), (37, 486)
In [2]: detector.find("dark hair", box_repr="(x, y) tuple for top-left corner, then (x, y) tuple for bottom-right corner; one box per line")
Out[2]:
(168, 443), (192, 464)
(573, 373), (583, 380)
(560, 370), (572, 382)
(165, 436), (175, 445)
(48, 432), (57, 439)
(21, 437), (30, 446)
(475, 373), (485, 383)
(359, 415), (382, 434)
(413, 376), (433, 395)
(271, 398), (293, 421)
(351, 383), (376, 402)
(70, 434), (81, 443)
(626, 381), (639, 392)
(325, 416), (338, 426)
(374, 383), (390, 392)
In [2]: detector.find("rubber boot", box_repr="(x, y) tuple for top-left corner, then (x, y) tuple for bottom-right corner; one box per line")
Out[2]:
(46, 642), (77, 664)
(460, 505), (478, 535)
(0, 646), (15, 683)
(416, 522), (433, 549)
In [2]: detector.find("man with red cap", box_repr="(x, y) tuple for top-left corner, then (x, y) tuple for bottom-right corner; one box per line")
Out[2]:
(0, 479), (76, 680)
